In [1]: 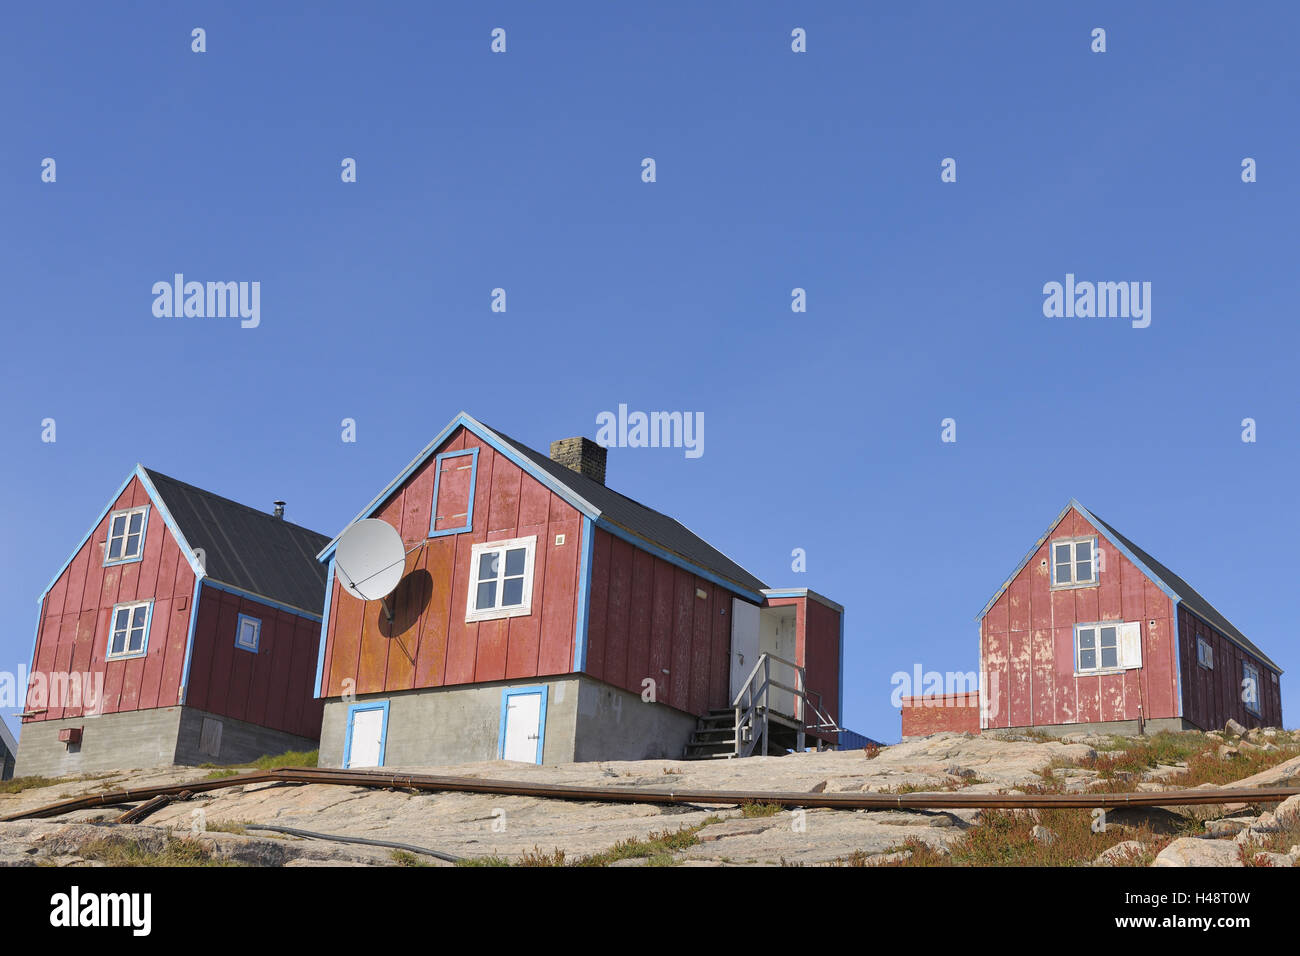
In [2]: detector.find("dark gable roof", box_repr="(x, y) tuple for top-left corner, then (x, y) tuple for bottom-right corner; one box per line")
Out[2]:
(483, 425), (769, 595)
(1086, 509), (1281, 673)
(143, 468), (330, 615)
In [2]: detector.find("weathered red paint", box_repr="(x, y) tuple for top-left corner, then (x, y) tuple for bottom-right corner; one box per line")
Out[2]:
(320, 427), (583, 698)
(185, 587), (323, 739)
(583, 528), (736, 714)
(1178, 606), (1282, 730)
(27, 475), (323, 742)
(900, 692), (980, 736)
(27, 477), (196, 720)
(321, 424), (846, 731)
(981, 506), (1178, 729)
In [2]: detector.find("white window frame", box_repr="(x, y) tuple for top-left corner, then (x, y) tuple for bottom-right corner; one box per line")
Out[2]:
(106, 599), (153, 660)
(465, 535), (537, 623)
(104, 505), (150, 565)
(1242, 661), (1262, 716)
(235, 614), (261, 653)
(1196, 637), (1214, 670)
(1075, 621), (1122, 674)
(1051, 536), (1098, 588)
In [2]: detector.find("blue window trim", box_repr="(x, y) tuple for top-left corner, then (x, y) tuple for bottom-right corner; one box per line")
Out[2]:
(498, 686), (548, 764)
(1072, 621), (1123, 676)
(1242, 660), (1262, 716)
(1196, 636), (1214, 670)
(343, 700), (391, 768)
(428, 447), (479, 538)
(102, 504), (151, 567)
(235, 613), (262, 653)
(105, 599), (154, 661)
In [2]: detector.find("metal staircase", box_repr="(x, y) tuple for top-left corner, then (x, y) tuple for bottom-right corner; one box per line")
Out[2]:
(683, 652), (841, 759)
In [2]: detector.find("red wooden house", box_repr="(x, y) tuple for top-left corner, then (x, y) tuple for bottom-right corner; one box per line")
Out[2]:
(314, 412), (844, 767)
(16, 466), (329, 777)
(903, 499), (1282, 737)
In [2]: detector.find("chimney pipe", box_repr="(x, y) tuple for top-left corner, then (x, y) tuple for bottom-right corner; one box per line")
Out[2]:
(273, 500), (285, 519)
(549, 437), (607, 486)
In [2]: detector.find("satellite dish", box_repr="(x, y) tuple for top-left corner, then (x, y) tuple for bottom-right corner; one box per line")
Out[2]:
(335, 519), (406, 607)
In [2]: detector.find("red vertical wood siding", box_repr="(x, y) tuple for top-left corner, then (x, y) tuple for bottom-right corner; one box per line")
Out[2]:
(981, 507), (1178, 729)
(26, 477), (196, 721)
(1177, 607), (1282, 731)
(185, 587), (324, 739)
(321, 426), (583, 697)
(583, 528), (738, 715)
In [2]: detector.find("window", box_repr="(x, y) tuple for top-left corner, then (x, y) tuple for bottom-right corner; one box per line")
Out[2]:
(1075, 621), (1142, 674)
(235, 614), (261, 653)
(1076, 623), (1119, 672)
(1051, 537), (1097, 587)
(107, 600), (152, 659)
(104, 505), (149, 565)
(1197, 637), (1214, 670)
(1242, 661), (1261, 716)
(466, 536), (536, 622)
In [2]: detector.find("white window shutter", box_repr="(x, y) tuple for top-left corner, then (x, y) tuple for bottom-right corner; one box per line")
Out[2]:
(1119, 622), (1143, 668)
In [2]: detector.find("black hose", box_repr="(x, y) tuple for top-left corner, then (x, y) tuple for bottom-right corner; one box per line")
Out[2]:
(243, 823), (463, 863)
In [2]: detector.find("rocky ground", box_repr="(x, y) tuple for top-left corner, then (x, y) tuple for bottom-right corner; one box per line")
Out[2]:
(2, 723), (1298, 867)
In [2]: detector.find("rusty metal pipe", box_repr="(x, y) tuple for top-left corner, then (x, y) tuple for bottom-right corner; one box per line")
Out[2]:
(5, 765), (1297, 822)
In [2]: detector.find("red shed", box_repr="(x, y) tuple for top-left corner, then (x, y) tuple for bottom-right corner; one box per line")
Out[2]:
(16, 466), (329, 777)
(314, 412), (845, 767)
(973, 500), (1282, 735)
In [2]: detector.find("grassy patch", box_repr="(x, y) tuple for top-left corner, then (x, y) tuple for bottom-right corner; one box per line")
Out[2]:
(0, 775), (63, 795)
(201, 749), (319, 778)
(1239, 814), (1300, 864)
(454, 855), (512, 867)
(1045, 730), (1299, 790)
(78, 835), (242, 867)
(882, 777), (988, 794)
(739, 802), (783, 818)
(391, 850), (433, 867)
(874, 781), (1193, 867)
(461, 816), (727, 868)
(202, 820), (249, 835)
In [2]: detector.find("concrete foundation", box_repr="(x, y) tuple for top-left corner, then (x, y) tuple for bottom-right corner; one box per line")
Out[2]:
(13, 706), (319, 778)
(319, 674), (700, 769)
(996, 717), (1199, 738)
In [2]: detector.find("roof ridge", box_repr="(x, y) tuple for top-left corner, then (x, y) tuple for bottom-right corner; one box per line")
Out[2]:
(141, 466), (328, 541)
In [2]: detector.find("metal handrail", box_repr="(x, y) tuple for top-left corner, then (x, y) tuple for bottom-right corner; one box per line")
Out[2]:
(729, 652), (841, 757)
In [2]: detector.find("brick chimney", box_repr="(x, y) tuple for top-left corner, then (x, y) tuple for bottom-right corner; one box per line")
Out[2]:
(550, 437), (607, 485)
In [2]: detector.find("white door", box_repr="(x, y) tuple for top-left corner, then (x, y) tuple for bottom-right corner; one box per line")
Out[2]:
(347, 707), (385, 768)
(730, 599), (761, 701)
(502, 692), (542, 763)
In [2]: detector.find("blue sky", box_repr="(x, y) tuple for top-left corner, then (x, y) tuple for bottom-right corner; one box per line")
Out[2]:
(2, 2), (1297, 745)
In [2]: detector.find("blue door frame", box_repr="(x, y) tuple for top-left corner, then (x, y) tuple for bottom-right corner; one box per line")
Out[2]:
(497, 686), (548, 764)
(343, 700), (390, 768)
